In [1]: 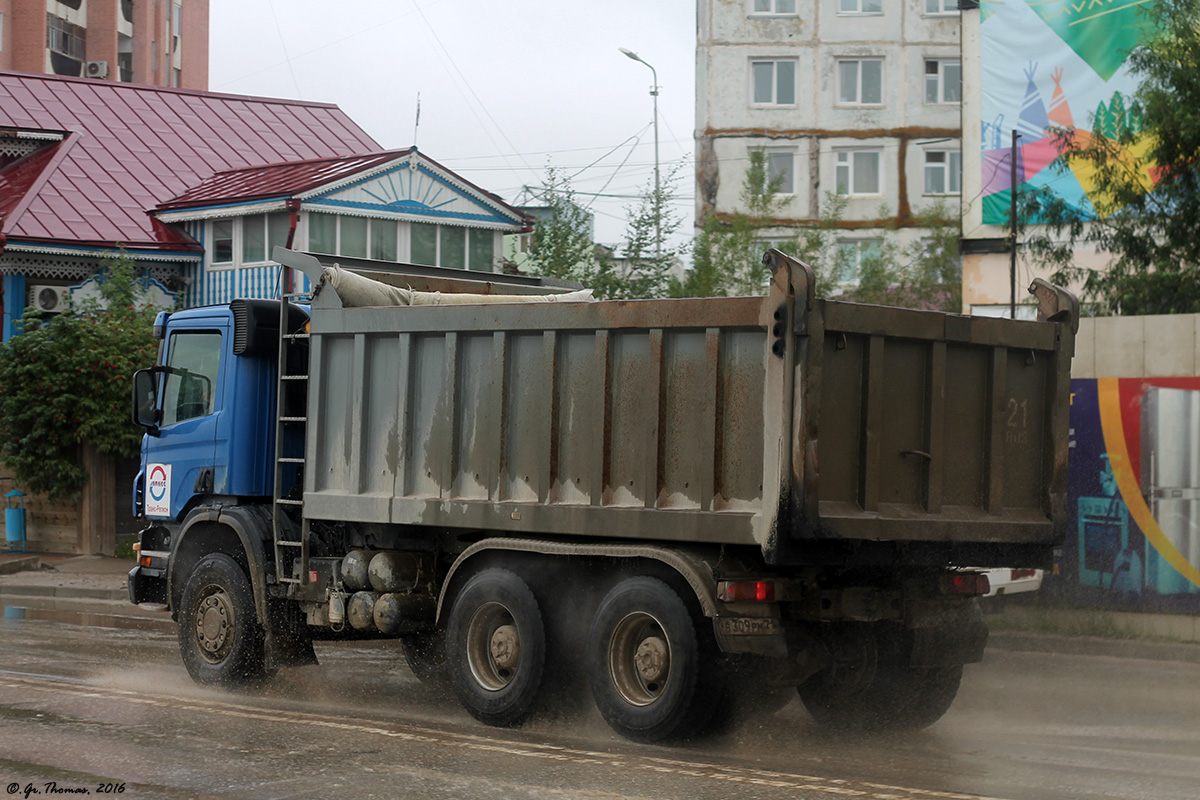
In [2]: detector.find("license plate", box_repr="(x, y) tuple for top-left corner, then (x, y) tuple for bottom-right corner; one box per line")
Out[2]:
(716, 617), (781, 636)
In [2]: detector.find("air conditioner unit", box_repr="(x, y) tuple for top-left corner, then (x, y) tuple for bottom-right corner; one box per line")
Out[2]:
(84, 61), (109, 79)
(30, 285), (68, 314)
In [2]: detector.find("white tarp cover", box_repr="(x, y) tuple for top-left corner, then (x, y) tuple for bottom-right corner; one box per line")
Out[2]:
(323, 263), (593, 307)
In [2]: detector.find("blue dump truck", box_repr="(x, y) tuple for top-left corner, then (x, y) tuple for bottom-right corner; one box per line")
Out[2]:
(128, 248), (1077, 742)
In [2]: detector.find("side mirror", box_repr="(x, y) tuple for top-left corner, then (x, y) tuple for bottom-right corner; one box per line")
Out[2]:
(132, 369), (160, 436)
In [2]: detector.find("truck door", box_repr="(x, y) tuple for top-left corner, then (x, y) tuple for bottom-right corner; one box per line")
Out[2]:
(143, 325), (226, 521)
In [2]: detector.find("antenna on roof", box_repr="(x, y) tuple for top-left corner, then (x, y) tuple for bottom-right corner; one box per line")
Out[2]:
(413, 92), (421, 150)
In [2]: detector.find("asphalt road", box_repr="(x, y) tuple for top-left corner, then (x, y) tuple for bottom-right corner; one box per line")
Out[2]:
(0, 606), (1198, 800)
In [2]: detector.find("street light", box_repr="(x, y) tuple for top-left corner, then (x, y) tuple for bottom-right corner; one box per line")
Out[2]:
(619, 47), (661, 259)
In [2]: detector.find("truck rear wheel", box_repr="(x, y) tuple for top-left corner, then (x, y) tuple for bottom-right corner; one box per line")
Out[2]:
(588, 576), (719, 742)
(177, 553), (271, 688)
(798, 625), (963, 732)
(446, 568), (546, 727)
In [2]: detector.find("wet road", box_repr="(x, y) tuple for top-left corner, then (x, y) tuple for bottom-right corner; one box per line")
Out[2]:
(0, 606), (1198, 800)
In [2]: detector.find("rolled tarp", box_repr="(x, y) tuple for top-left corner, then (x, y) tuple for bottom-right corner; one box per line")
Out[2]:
(322, 263), (593, 307)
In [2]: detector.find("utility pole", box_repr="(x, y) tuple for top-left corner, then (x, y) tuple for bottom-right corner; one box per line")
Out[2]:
(1010, 130), (1019, 319)
(619, 48), (661, 259)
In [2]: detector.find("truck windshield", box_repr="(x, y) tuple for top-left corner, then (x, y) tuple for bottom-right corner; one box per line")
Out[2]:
(162, 331), (221, 426)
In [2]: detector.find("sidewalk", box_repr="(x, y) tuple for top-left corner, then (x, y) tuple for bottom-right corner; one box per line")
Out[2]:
(2, 550), (1199, 663)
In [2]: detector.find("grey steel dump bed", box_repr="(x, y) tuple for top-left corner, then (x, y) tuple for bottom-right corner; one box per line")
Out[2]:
(291, 250), (1076, 565)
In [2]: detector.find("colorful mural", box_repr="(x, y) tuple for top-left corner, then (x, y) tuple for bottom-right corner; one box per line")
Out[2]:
(979, 0), (1160, 225)
(1057, 378), (1200, 613)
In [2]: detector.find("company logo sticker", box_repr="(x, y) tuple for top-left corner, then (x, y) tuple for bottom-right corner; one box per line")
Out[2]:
(145, 463), (171, 517)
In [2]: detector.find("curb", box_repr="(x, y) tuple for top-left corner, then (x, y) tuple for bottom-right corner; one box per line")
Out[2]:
(987, 630), (1200, 664)
(0, 556), (41, 576)
(0, 584), (127, 601)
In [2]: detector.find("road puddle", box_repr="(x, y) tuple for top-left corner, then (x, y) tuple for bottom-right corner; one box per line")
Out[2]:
(1, 604), (175, 633)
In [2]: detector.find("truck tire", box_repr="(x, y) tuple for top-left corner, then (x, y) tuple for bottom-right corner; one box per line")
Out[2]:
(177, 553), (271, 688)
(798, 625), (963, 732)
(446, 568), (546, 727)
(587, 576), (720, 742)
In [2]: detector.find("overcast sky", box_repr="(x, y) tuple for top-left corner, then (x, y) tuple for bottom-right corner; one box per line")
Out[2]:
(208, 0), (697, 249)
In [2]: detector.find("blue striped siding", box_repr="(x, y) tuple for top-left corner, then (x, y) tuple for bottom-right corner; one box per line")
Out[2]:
(180, 220), (310, 308)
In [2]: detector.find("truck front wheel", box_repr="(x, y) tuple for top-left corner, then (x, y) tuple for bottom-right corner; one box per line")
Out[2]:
(446, 568), (546, 727)
(177, 553), (271, 688)
(588, 577), (719, 742)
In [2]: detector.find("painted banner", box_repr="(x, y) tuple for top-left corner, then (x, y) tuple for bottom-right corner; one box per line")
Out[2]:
(979, 0), (1160, 225)
(1056, 378), (1200, 613)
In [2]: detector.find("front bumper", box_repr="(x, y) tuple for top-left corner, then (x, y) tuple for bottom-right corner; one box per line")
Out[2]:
(128, 564), (167, 606)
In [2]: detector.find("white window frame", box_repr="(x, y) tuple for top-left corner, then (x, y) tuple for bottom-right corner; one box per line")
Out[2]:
(925, 59), (961, 104)
(835, 238), (882, 284)
(924, 149), (961, 196)
(750, 0), (797, 15)
(924, 0), (960, 15)
(406, 222), (497, 272)
(760, 149), (797, 196)
(750, 59), (798, 107)
(206, 213), (292, 270)
(306, 212), (401, 262)
(837, 58), (883, 106)
(838, 0), (883, 14)
(835, 149), (882, 197)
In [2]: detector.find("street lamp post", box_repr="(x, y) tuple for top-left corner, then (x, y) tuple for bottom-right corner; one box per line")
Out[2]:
(619, 47), (661, 259)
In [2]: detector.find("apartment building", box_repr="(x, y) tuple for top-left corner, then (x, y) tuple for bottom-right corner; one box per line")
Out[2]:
(0, 0), (208, 89)
(696, 0), (962, 289)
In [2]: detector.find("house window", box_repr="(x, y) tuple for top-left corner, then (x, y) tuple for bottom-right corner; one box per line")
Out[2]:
(924, 150), (961, 195)
(340, 215), (368, 258)
(209, 213), (290, 269)
(925, 60), (961, 104)
(411, 222), (438, 266)
(372, 221), (398, 261)
(751, 59), (797, 106)
(211, 220), (234, 266)
(839, 0), (883, 13)
(410, 223), (496, 271)
(469, 229), (494, 272)
(760, 150), (796, 195)
(308, 213), (399, 262)
(752, 0), (796, 14)
(838, 59), (883, 105)
(835, 150), (882, 196)
(925, 0), (960, 14)
(836, 239), (882, 284)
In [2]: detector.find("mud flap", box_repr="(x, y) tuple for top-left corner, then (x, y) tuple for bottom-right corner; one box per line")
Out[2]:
(264, 599), (318, 669)
(908, 600), (988, 667)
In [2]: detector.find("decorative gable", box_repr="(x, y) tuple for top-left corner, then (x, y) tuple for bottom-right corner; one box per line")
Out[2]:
(301, 157), (525, 231)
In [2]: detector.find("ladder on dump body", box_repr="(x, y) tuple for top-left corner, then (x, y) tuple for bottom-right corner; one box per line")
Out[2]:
(272, 268), (312, 587)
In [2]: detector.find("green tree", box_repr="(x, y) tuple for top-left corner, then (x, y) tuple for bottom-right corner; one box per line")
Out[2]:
(1021, 0), (1200, 314)
(840, 202), (962, 312)
(521, 164), (598, 285)
(687, 148), (807, 297)
(607, 163), (688, 299)
(0, 255), (160, 499)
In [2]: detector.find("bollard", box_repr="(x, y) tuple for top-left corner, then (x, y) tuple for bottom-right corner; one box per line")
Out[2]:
(5, 490), (26, 553)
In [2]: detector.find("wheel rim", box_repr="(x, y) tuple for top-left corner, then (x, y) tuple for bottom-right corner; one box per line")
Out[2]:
(193, 584), (235, 664)
(607, 611), (671, 707)
(823, 630), (877, 698)
(466, 602), (521, 692)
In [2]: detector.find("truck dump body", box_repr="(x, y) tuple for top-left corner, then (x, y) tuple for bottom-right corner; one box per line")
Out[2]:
(299, 251), (1074, 565)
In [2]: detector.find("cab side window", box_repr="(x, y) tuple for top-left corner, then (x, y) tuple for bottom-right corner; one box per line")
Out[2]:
(162, 331), (222, 426)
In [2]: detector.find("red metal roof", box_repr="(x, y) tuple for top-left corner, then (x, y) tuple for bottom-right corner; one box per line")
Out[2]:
(0, 70), (381, 252)
(157, 150), (410, 211)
